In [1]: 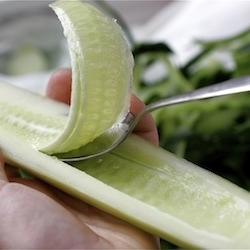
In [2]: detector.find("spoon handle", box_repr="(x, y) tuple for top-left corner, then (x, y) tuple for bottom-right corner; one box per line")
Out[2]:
(134, 75), (250, 125)
(148, 75), (250, 111)
(61, 75), (250, 161)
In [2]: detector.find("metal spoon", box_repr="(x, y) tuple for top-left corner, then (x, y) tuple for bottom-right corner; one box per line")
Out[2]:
(60, 75), (250, 162)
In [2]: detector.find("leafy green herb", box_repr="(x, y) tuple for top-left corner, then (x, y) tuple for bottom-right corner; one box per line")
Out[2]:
(132, 28), (250, 191)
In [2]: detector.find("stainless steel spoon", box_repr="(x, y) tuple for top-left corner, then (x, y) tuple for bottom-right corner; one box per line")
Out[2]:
(60, 75), (250, 162)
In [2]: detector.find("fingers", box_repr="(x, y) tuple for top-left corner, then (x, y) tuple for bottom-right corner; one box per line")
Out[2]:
(46, 68), (72, 105)
(130, 95), (159, 145)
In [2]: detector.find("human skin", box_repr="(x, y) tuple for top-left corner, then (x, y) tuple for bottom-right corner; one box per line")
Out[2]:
(46, 68), (159, 145)
(0, 69), (160, 249)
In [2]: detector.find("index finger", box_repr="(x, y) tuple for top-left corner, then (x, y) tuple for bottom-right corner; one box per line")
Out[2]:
(46, 68), (159, 145)
(130, 95), (159, 145)
(46, 68), (72, 105)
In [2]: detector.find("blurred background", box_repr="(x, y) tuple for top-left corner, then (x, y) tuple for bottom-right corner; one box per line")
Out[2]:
(1, 1), (250, 249)
(1, 0), (250, 90)
(0, 0), (170, 93)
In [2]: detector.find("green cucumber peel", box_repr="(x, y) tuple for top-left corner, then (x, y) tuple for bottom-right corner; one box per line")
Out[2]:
(1, 0), (250, 248)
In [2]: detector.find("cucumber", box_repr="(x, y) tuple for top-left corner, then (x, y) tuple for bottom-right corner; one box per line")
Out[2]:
(1, 0), (250, 248)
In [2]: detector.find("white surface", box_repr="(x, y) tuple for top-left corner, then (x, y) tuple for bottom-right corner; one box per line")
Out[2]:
(138, 0), (250, 64)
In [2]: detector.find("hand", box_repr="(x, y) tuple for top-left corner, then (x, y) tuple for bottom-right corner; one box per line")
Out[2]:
(0, 68), (159, 249)
(46, 68), (159, 145)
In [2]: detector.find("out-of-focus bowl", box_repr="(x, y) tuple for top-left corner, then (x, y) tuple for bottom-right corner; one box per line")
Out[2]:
(0, 1), (69, 93)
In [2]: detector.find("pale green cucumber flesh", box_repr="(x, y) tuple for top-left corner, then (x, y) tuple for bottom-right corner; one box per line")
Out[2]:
(1, 121), (250, 248)
(0, 0), (133, 155)
(1, 80), (250, 247)
(72, 135), (250, 240)
(0, 81), (68, 149)
(43, 0), (133, 154)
